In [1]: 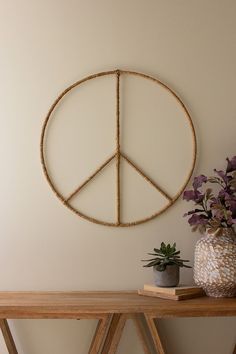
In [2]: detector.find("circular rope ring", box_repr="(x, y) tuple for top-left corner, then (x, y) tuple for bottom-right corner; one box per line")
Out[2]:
(40, 69), (197, 227)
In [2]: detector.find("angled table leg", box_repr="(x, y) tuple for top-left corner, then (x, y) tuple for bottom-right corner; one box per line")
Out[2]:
(101, 314), (127, 354)
(233, 343), (236, 354)
(144, 314), (166, 354)
(132, 314), (153, 354)
(0, 319), (18, 354)
(88, 315), (111, 354)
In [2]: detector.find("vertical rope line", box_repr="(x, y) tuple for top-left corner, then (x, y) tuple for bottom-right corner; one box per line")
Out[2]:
(116, 70), (121, 225)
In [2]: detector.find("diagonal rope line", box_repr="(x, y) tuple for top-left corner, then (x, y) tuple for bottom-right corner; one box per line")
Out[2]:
(65, 153), (116, 202)
(121, 153), (172, 202)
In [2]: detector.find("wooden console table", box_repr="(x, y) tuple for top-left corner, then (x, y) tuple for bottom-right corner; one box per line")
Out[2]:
(0, 291), (235, 354)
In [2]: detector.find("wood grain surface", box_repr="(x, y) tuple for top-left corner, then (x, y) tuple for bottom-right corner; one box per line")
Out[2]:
(0, 291), (235, 319)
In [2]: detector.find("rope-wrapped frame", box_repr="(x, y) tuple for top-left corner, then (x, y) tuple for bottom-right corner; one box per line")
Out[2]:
(40, 69), (197, 227)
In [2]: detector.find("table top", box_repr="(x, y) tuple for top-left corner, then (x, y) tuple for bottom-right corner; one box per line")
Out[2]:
(0, 291), (235, 319)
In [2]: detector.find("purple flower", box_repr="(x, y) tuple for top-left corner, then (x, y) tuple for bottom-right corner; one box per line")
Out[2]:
(192, 175), (207, 190)
(226, 156), (236, 173)
(218, 190), (228, 198)
(225, 196), (236, 218)
(188, 214), (208, 226)
(183, 190), (204, 203)
(183, 190), (196, 201)
(226, 215), (236, 225)
(214, 169), (228, 184)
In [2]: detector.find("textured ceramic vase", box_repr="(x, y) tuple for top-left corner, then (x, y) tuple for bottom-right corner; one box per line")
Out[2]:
(153, 264), (180, 287)
(194, 229), (236, 297)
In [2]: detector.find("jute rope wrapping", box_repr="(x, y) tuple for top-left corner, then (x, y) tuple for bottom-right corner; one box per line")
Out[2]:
(40, 69), (197, 227)
(116, 70), (121, 225)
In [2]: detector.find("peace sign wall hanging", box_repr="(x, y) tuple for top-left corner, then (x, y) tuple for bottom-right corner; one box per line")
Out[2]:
(40, 69), (196, 227)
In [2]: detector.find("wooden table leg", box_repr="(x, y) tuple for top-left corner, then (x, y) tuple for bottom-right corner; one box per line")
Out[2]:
(233, 343), (236, 354)
(144, 314), (166, 354)
(88, 315), (111, 354)
(101, 314), (126, 354)
(132, 314), (153, 354)
(0, 319), (18, 354)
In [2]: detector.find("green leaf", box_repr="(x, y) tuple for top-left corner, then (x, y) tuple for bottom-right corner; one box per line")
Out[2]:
(229, 179), (236, 188)
(148, 253), (165, 258)
(171, 250), (180, 256)
(160, 242), (166, 253)
(206, 188), (213, 198)
(143, 260), (161, 267)
(178, 259), (190, 262)
(141, 258), (160, 262)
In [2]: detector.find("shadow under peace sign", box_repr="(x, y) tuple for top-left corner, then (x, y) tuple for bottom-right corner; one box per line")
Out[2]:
(41, 69), (196, 227)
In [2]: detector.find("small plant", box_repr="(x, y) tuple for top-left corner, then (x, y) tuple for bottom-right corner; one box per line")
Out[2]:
(183, 155), (236, 235)
(142, 242), (191, 271)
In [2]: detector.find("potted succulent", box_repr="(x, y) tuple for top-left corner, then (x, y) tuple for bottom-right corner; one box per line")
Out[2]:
(142, 242), (191, 287)
(183, 155), (236, 297)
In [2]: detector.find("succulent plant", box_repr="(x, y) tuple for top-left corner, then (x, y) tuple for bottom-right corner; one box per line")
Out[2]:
(142, 242), (191, 271)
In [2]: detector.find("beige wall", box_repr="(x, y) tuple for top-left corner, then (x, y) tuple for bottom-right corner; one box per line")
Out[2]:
(0, 0), (236, 353)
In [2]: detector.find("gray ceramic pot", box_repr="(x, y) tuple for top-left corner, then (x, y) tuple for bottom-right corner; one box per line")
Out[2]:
(153, 264), (180, 287)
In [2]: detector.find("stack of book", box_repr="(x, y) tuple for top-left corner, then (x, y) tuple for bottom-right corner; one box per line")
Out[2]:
(138, 284), (205, 301)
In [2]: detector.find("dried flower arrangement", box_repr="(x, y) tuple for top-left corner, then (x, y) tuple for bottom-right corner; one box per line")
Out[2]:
(183, 156), (236, 235)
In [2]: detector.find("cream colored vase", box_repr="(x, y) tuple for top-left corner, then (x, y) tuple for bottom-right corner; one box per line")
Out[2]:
(194, 229), (236, 297)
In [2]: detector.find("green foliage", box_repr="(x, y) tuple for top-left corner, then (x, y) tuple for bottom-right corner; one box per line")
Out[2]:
(142, 242), (191, 272)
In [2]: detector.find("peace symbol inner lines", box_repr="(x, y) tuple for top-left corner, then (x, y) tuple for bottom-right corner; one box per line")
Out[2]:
(64, 70), (172, 226)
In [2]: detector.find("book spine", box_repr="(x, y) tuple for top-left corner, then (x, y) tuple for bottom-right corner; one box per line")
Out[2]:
(143, 285), (203, 296)
(138, 289), (205, 301)
(138, 289), (179, 300)
(143, 285), (175, 295)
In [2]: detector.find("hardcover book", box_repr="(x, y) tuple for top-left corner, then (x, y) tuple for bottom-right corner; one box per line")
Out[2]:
(143, 284), (203, 296)
(138, 289), (205, 301)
